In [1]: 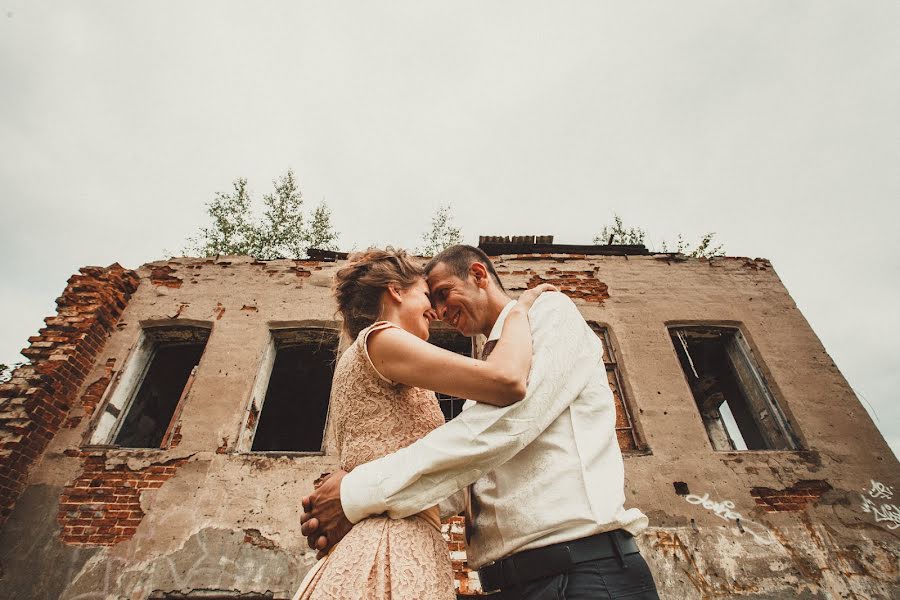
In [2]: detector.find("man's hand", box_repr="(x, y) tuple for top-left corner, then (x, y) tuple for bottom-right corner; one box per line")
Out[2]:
(300, 469), (353, 559)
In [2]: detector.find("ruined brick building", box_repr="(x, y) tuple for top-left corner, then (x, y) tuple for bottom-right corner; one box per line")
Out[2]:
(0, 237), (898, 599)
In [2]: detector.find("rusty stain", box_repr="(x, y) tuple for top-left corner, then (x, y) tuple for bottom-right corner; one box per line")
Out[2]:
(651, 531), (759, 596)
(216, 436), (229, 454)
(769, 526), (823, 582)
(170, 302), (189, 319)
(246, 405), (259, 430)
(213, 303), (225, 320)
(240, 304), (258, 312)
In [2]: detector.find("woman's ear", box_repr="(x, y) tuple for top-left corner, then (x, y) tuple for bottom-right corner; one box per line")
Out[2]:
(386, 285), (403, 304)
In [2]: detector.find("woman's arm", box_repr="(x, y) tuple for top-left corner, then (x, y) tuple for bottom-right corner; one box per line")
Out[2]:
(367, 284), (556, 407)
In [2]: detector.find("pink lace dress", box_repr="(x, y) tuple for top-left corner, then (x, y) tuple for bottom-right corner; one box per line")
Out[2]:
(293, 321), (455, 600)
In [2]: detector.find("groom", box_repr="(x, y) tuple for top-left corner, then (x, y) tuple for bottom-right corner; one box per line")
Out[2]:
(301, 245), (660, 599)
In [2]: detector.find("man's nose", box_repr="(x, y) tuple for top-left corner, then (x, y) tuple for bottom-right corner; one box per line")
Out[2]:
(425, 308), (438, 321)
(430, 300), (444, 320)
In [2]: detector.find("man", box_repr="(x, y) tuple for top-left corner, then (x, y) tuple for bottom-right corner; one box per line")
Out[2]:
(302, 245), (659, 599)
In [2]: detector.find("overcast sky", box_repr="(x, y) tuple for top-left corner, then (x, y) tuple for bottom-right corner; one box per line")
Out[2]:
(1, 2), (898, 455)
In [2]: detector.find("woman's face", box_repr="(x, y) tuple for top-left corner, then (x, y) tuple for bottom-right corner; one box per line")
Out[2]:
(398, 277), (437, 340)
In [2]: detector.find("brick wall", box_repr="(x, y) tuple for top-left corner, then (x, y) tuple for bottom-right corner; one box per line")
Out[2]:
(57, 454), (186, 545)
(442, 515), (483, 596)
(0, 264), (139, 526)
(750, 479), (833, 512)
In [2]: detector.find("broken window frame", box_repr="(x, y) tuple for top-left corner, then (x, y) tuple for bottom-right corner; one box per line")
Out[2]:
(669, 324), (801, 452)
(85, 320), (211, 449)
(237, 322), (340, 455)
(586, 322), (647, 453)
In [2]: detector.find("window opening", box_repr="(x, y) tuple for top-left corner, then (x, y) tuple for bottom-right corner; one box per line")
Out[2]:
(670, 326), (799, 451)
(428, 327), (472, 421)
(90, 325), (210, 448)
(250, 328), (338, 452)
(588, 323), (643, 452)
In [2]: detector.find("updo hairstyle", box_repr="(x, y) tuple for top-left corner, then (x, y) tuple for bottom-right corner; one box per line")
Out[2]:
(333, 248), (424, 339)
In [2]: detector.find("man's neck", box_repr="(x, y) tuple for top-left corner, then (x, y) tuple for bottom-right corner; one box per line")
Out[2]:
(480, 290), (512, 337)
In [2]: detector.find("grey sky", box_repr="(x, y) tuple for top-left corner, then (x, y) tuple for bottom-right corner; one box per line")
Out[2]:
(2, 2), (898, 455)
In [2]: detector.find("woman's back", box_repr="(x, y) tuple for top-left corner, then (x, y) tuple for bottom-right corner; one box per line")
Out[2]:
(294, 322), (454, 600)
(330, 322), (445, 471)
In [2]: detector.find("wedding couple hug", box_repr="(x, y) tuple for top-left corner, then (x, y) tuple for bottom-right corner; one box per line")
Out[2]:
(295, 245), (660, 599)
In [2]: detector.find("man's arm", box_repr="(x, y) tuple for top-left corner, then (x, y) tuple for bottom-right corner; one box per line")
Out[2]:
(438, 489), (466, 520)
(304, 292), (602, 540)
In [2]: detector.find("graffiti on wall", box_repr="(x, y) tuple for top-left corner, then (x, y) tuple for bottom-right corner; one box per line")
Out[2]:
(684, 492), (774, 545)
(861, 480), (900, 530)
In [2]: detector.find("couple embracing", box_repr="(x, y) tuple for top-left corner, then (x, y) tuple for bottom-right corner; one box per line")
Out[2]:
(295, 245), (660, 599)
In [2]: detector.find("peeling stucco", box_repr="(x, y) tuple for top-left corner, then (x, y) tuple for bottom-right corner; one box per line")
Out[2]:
(0, 253), (897, 599)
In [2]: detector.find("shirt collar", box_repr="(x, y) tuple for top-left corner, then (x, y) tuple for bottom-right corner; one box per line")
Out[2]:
(487, 300), (517, 342)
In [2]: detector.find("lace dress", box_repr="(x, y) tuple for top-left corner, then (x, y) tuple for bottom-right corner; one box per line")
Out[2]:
(293, 321), (455, 600)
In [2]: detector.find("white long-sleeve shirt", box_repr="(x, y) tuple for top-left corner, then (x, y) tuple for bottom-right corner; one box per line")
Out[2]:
(341, 292), (648, 568)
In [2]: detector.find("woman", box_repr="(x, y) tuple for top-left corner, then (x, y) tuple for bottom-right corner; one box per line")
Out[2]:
(293, 248), (553, 600)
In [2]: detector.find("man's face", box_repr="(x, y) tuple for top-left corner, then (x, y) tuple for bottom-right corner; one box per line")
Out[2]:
(426, 262), (487, 337)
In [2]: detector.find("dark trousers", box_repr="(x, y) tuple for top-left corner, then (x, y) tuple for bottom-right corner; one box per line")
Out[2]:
(491, 551), (660, 600)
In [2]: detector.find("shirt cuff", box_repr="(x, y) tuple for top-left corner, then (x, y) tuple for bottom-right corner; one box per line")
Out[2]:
(340, 465), (387, 524)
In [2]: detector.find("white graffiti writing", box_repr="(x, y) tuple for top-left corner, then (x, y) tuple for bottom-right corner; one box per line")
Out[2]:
(861, 480), (900, 530)
(684, 493), (741, 521)
(683, 492), (774, 545)
(868, 479), (894, 500)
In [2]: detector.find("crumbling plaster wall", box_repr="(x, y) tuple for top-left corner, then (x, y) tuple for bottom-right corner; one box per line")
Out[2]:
(0, 254), (897, 599)
(491, 254), (899, 599)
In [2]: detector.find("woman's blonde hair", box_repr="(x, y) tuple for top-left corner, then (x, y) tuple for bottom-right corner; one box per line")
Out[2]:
(333, 248), (424, 339)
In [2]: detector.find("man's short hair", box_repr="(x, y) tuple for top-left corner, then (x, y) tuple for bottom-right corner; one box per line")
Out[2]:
(424, 245), (506, 291)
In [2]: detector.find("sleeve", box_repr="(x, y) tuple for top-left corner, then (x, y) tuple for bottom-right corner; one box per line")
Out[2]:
(340, 292), (603, 523)
(438, 489), (466, 520)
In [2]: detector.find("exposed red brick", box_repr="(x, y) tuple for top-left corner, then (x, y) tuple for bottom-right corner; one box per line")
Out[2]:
(0, 264), (139, 526)
(525, 268), (610, 304)
(750, 480), (832, 512)
(57, 454), (186, 546)
(169, 423), (183, 448)
(243, 528), (277, 550)
(73, 358), (116, 422)
(149, 265), (183, 288)
(441, 515), (483, 595)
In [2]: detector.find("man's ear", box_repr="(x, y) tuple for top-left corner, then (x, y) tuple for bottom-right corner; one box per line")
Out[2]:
(470, 262), (490, 289)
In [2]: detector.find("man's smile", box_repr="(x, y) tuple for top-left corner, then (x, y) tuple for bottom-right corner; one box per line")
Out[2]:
(447, 308), (462, 329)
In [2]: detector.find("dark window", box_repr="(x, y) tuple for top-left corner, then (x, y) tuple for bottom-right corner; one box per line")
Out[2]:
(251, 328), (338, 452)
(670, 326), (799, 451)
(588, 324), (644, 452)
(112, 327), (209, 448)
(428, 327), (472, 421)
(115, 344), (203, 448)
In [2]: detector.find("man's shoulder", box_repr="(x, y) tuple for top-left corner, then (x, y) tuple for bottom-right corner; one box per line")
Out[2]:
(532, 290), (577, 316)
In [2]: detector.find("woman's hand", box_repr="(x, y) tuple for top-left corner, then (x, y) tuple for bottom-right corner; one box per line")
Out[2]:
(516, 283), (558, 311)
